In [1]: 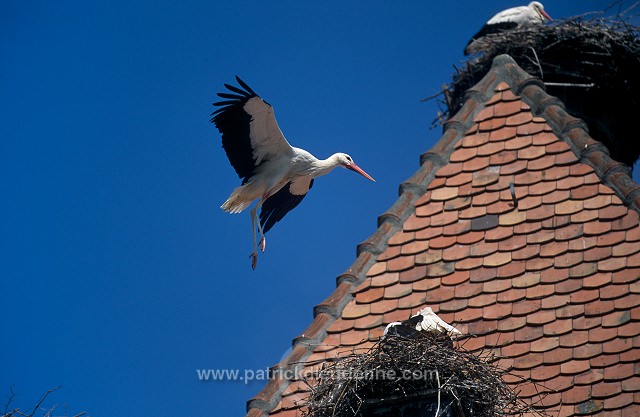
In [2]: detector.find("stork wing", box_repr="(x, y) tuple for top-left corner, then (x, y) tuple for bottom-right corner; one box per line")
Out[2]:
(464, 21), (518, 54)
(259, 177), (314, 234)
(486, 5), (529, 24)
(211, 76), (294, 184)
(425, 311), (462, 335)
(402, 314), (424, 330)
(384, 322), (419, 338)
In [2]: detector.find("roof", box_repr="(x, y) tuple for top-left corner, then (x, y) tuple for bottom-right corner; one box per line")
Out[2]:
(244, 54), (640, 417)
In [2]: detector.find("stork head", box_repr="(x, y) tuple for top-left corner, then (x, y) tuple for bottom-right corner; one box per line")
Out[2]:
(530, 2), (552, 22)
(336, 153), (376, 182)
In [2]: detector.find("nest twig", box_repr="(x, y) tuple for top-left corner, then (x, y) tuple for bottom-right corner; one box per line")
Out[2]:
(426, 5), (640, 167)
(301, 333), (548, 417)
(430, 6), (640, 128)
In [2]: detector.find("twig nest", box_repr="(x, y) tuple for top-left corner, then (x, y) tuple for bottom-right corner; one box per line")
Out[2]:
(440, 14), (640, 166)
(302, 333), (546, 417)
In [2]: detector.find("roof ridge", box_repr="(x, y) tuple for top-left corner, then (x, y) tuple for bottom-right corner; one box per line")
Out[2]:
(492, 54), (640, 214)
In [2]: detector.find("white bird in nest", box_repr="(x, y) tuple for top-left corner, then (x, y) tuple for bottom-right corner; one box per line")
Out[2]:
(211, 77), (376, 269)
(465, 2), (553, 55)
(384, 307), (461, 338)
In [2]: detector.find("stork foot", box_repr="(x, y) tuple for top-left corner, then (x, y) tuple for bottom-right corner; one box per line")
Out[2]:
(250, 251), (258, 270)
(259, 236), (266, 252)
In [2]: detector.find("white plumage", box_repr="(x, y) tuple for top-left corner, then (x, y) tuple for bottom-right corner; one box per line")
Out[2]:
(212, 77), (375, 269)
(384, 307), (461, 337)
(465, 2), (553, 55)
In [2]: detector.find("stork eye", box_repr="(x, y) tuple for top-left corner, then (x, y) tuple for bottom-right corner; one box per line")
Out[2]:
(346, 156), (352, 162)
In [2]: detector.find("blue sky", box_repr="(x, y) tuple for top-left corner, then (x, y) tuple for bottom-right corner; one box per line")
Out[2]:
(1, 1), (637, 416)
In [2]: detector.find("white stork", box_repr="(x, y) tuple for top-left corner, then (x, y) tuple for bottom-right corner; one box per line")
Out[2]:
(211, 77), (375, 269)
(465, 1), (553, 55)
(384, 307), (461, 338)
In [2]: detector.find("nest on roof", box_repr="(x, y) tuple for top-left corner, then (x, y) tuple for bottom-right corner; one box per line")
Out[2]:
(436, 9), (640, 166)
(302, 333), (546, 417)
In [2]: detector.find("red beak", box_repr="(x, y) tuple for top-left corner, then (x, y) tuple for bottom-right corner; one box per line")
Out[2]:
(346, 162), (376, 182)
(540, 9), (552, 21)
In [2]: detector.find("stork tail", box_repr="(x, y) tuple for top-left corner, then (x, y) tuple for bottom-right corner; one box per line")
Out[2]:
(221, 185), (253, 213)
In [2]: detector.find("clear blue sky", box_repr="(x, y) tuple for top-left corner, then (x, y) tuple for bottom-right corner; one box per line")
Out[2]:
(1, 1), (637, 416)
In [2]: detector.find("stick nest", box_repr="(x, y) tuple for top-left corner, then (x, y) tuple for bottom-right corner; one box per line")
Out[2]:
(434, 5), (640, 167)
(445, 8), (640, 117)
(302, 333), (547, 417)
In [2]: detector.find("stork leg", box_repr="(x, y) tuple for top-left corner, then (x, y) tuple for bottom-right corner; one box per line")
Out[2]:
(257, 219), (266, 252)
(249, 200), (268, 269)
(249, 207), (259, 270)
(254, 196), (267, 252)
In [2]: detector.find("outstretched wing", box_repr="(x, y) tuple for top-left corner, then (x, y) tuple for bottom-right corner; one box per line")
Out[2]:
(211, 76), (294, 184)
(259, 176), (314, 234)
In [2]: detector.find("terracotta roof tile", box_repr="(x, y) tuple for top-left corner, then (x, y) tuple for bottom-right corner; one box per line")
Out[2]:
(619, 322), (640, 338)
(354, 287), (384, 304)
(461, 155), (491, 172)
(247, 55), (640, 417)
(582, 272), (613, 289)
(385, 255), (414, 272)
(369, 298), (396, 315)
(563, 385), (593, 406)
(570, 288), (599, 304)
(604, 363), (636, 381)
(573, 317), (603, 332)
(383, 282), (413, 299)
(397, 290), (428, 310)
(623, 250), (639, 268)
(571, 209), (600, 223)
(539, 267), (570, 284)
(353, 314), (384, 331)
(525, 257), (555, 271)
(368, 272), (399, 287)
(438, 298), (468, 313)
(612, 268), (640, 284)
(556, 304), (585, 319)
(602, 337), (633, 354)
(600, 285), (630, 302)
(496, 261), (527, 278)
(555, 278), (584, 295)
(591, 353), (621, 368)
(574, 368), (604, 386)
(559, 331), (589, 348)
(604, 393), (635, 411)
(544, 374), (574, 392)
(541, 348), (574, 368)
(341, 301), (370, 319)
(585, 299), (615, 318)
(621, 376), (640, 392)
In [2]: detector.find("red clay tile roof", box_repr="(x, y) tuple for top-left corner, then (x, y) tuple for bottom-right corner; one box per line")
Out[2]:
(245, 55), (640, 417)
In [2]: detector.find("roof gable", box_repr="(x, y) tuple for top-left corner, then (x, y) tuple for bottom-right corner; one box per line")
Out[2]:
(245, 55), (640, 417)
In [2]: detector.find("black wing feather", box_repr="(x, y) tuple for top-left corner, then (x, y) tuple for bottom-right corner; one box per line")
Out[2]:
(211, 76), (260, 183)
(402, 314), (424, 328)
(224, 82), (252, 97)
(386, 323), (419, 338)
(217, 92), (245, 100)
(235, 75), (257, 96)
(259, 179), (314, 234)
(212, 99), (239, 107)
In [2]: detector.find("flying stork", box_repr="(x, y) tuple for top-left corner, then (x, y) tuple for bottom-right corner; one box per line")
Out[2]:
(384, 307), (461, 338)
(465, 1), (553, 55)
(211, 77), (375, 270)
